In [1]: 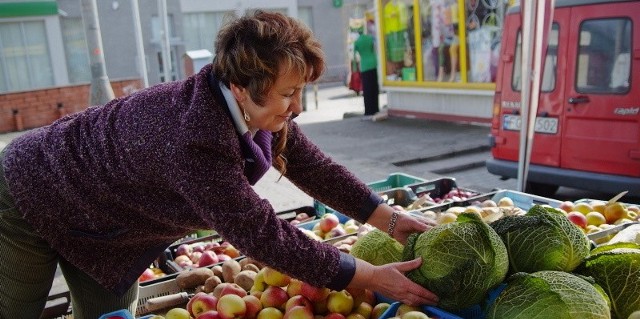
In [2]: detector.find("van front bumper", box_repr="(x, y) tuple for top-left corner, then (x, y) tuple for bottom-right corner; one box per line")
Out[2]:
(486, 158), (640, 196)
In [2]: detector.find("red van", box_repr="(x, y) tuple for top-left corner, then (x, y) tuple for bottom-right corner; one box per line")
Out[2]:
(486, 0), (640, 197)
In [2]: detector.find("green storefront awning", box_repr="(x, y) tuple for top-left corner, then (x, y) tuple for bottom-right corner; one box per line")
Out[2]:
(0, 1), (58, 18)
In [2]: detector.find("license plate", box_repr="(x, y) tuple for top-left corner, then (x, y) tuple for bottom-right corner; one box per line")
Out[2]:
(503, 115), (558, 134)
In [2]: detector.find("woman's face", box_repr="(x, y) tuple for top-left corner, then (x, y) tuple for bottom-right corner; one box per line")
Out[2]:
(231, 67), (306, 132)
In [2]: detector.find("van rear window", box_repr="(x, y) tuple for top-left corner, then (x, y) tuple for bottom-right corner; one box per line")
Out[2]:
(511, 23), (559, 93)
(576, 18), (631, 94)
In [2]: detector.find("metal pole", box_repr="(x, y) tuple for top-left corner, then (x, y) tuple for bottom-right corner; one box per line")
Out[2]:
(131, 0), (149, 88)
(81, 0), (115, 105)
(158, 0), (172, 82)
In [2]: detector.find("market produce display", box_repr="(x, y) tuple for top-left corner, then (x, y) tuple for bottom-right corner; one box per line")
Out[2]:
(128, 186), (640, 319)
(402, 213), (509, 312)
(577, 243), (640, 319)
(150, 264), (383, 319)
(490, 205), (591, 274)
(486, 271), (611, 319)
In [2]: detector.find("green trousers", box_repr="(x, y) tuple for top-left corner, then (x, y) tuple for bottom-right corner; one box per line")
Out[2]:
(0, 149), (139, 319)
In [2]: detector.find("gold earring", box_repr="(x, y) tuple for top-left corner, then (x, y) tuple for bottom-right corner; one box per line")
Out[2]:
(241, 105), (250, 122)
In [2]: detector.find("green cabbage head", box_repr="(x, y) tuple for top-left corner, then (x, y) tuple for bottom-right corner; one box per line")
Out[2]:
(350, 229), (404, 265)
(490, 205), (591, 274)
(486, 270), (611, 319)
(403, 212), (508, 311)
(577, 242), (640, 319)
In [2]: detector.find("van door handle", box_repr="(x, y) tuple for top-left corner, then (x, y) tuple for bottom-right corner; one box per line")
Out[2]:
(568, 96), (590, 104)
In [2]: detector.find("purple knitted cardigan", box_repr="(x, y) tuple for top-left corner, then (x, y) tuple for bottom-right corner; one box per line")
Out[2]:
(1, 64), (383, 295)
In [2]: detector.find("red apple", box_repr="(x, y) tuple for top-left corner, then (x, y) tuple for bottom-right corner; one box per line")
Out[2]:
(345, 288), (375, 308)
(187, 292), (219, 318)
(138, 268), (156, 282)
(559, 201), (575, 213)
(285, 295), (313, 313)
(287, 279), (330, 303)
(193, 244), (206, 253)
(176, 244), (193, 256)
(283, 305), (314, 319)
(319, 213), (340, 233)
(190, 251), (203, 264)
(243, 294), (263, 319)
(567, 211), (588, 229)
(371, 303), (390, 319)
(295, 212), (310, 221)
(262, 267), (291, 287)
(260, 286), (290, 310)
(223, 244), (242, 258)
(326, 290), (354, 316)
(217, 294), (247, 319)
(165, 307), (191, 319)
(257, 307), (284, 319)
(217, 254), (233, 262)
(199, 251), (220, 267)
(217, 282), (248, 298)
(205, 241), (221, 251)
(198, 310), (223, 319)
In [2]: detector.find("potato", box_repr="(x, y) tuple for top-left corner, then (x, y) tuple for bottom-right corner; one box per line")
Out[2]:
(241, 263), (261, 273)
(211, 265), (223, 278)
(175, 267), (214, 289)
(221, 259), (242, 283)
(240, 257), (264, 270)
(203, 275), (223, 293)
(234, 270), (257, 291)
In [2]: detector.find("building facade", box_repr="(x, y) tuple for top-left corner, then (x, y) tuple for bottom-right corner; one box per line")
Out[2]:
(0, 0), (371, 132)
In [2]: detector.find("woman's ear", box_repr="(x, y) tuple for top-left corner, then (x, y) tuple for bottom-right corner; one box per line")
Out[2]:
(229, 83), (247, 103)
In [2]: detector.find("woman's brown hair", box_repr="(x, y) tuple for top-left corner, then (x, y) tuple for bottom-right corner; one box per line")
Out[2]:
(213, 10), (325, 175)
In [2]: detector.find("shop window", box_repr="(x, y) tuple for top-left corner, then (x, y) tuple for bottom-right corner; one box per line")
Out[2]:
(0, 20), (54, 93)
(511, 24), (559, 92)
(575, 18), (631, 94)
(419, 0), (461, 82)
(382, 0), (416, 81)
(183, 12), (230, 52)
(60, 17), (91, 84)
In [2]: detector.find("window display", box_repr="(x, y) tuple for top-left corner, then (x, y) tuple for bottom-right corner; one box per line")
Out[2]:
(380, 0), (509, 85)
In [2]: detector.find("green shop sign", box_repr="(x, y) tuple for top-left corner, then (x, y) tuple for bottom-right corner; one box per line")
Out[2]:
(0, 1), (58, 18)
(333, 0), (343, 8)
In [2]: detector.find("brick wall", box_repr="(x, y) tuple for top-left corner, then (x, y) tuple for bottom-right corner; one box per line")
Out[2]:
(0, 78), (142, 133)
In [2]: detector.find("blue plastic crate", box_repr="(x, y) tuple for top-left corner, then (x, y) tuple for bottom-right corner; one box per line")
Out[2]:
(379, 302), (463, 319)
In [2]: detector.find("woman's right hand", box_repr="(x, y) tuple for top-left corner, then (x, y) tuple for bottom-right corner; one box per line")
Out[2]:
(350, 257), (439, 306)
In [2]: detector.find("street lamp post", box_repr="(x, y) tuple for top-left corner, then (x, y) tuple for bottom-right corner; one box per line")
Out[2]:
(80, 0), (115, 106)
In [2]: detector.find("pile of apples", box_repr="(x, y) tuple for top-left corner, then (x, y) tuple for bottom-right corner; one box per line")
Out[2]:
(559, 199), (639, 235)
(139, 266), (167, 283)
(173, 240), (243, 270)
(157, 265), (391, 319)
(298, 213), (372, 242)
(427, 188), (480, 204)
(413, 196), (525, 225)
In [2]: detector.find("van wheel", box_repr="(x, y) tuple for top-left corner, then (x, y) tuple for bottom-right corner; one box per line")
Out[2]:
(525, 181), (559, 198)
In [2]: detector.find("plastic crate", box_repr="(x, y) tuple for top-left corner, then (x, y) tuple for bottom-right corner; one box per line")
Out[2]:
(407, 177), (482, 203)
(379, 187), (418, 207)
(587, 221), (640, 245)
(367, 173), (427, 193)
(379, 302), (463, 319)
(490, 189), (562, 210)
(136, 275), (182, 316)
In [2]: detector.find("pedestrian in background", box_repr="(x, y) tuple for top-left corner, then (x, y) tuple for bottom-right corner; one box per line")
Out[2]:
(354, 26), (382, 119)
(0, 11), (437, 318)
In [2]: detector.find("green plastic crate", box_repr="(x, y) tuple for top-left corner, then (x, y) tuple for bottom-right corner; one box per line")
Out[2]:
(367, 173), (427, 193)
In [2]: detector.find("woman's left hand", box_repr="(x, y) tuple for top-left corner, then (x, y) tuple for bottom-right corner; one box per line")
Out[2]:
(391, 212), (436, 245)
